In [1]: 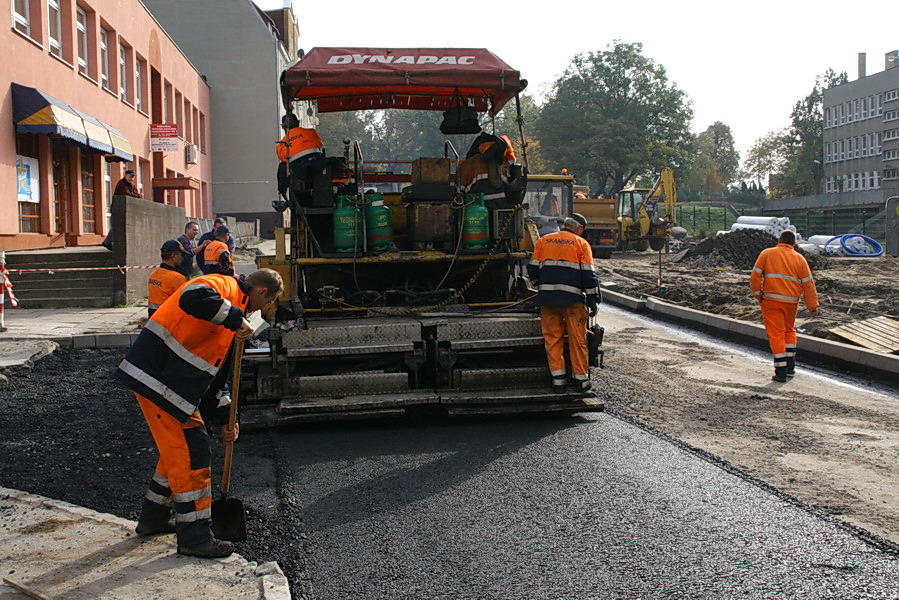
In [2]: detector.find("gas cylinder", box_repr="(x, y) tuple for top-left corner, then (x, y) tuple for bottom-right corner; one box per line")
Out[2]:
(365, 193), (394, 251)
(334, 196), (362, 252)
(462, 193), (490, 249)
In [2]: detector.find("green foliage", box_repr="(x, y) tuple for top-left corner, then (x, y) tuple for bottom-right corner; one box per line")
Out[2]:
(741, 129), (790, 187)
(775, 68), (848, 197)
(534, 41), (693, 195)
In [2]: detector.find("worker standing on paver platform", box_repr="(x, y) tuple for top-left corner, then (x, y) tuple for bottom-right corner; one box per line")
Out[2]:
(750, 230), (820, 382)
(527, 213), (600, 393)
(114, 269), (283, 558)
(146, 240), (187, 318)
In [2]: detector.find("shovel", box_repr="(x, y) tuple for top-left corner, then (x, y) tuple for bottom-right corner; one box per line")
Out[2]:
(211, 340), (246, 542)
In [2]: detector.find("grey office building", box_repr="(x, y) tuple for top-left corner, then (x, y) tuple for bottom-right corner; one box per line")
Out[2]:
(143, 0), (305, 235)
(823, 51), (899, 205)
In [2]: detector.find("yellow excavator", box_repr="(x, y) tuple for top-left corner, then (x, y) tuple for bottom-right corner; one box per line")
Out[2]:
(616, 167), (677, 251)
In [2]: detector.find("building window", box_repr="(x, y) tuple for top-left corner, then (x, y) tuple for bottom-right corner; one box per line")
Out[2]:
(885, 89), (899, 102)
(884, 169), (898, 181)
(854, 99), (859, 121)
(876, 132), (882, 154)
(872, 171), (879, 188)
(119, 43), (127, 101)
(163, 81), (172, 123)
(81, 154), (96, 234)
(135, 57), (144, 112)
(885, 109), (899, 122)
(175, 90), (183, 136)
(99, 27), (110, 89)
(13, 0), (30, 36)
(199, 112), (206, 152)
(883, 149), (898, 160)
(48, 0), (61, 57)
(76, 6), (88, 75)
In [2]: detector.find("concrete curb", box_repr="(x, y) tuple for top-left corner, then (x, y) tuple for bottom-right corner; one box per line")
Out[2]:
(0, 486), (291, 600)
(601, 289), (899, 380)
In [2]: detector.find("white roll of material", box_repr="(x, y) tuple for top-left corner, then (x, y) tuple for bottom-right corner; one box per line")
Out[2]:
(797, 243), (821, 254)
(736, 216), (779, 226)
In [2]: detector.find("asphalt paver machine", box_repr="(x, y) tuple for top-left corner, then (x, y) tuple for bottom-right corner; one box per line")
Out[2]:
(243, 48), (602, 427)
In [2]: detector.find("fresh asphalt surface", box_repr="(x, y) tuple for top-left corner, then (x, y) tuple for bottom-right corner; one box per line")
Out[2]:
(236, 413), (899, 600)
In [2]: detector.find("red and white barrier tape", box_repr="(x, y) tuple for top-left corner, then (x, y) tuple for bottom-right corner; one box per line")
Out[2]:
(1, 268), (18, 308)
(5, 265), (156, 275)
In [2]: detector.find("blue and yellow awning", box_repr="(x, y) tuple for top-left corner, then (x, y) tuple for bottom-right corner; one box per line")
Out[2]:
(12, 83), (134, 162)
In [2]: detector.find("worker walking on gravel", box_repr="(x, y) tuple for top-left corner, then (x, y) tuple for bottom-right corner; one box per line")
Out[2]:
(146, 240), (187, 318)
(528, 213), (600, 392)
(115, 269), (283, 558)
(750, 230), (820, 382)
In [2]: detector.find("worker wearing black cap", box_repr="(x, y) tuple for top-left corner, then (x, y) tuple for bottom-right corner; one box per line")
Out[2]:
(147, 240), (188, 318)
(114, 169), (142, 198)
(527, 213), (600, 393)
(200, 225), (235, 276)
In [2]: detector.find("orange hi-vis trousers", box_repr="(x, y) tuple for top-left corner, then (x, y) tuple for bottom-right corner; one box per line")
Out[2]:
(760, 299), (798, 373)
(540, 303), (589, 385)
(137, 394), (213, 546)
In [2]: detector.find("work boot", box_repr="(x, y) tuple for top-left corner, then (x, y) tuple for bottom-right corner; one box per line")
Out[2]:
(136, 517), (176, 536)
(786, 354), (796, 377)
(772, 365), (788, 383)
(552, 384), (566, 394)
(177, 538), (234, 558)
(573, 380), (593, 392)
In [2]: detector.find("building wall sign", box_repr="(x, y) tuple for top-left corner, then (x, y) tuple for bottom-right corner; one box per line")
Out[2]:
(150, 123), (179, 152)
(16, 156), (40, 203)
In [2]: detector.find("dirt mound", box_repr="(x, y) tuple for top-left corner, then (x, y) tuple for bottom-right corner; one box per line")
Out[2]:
(681, 229), (829, 271)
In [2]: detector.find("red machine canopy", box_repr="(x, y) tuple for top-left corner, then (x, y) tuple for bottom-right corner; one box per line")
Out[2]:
(281, 48), (526, 115)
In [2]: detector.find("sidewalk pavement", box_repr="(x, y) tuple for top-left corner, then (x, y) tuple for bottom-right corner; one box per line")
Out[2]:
(1, 238), (292, 599)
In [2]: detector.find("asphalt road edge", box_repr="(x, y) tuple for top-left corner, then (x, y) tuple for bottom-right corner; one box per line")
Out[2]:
(602, 408), (899, 557)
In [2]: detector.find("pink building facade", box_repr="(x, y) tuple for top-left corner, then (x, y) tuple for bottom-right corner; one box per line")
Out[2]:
(2, 0), (212, 250)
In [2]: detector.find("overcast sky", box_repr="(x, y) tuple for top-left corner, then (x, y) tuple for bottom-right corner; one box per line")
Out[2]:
(255, 0), (895, 162)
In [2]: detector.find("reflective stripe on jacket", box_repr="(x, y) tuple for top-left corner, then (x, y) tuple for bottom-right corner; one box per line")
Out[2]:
(276, 127), (324, 163)
(527, 228), (599, 306)
(201, 240), (233, 275)
(750, 243), (819, 308)
(115, 274), (250, 423)
(147, 264), (187, 315)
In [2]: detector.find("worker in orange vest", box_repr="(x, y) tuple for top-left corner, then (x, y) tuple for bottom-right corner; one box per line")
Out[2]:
(527, 213), (600, 393)
(201, 225), (235, 276)
(276, 112), (324, 200)
(147, 240), (188, 318)
(115, 269), (283, 558)
(750, 230), (820, 382)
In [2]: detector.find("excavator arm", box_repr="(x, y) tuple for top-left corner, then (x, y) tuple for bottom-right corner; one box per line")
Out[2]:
(639, 167), (677, 237)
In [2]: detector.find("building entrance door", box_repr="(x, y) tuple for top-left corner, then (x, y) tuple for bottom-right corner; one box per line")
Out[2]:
(52, 145), (70, 236)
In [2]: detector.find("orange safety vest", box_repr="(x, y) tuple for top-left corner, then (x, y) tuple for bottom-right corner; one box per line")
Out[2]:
(202, 239), (233, 274)
(115, 274), (250, 422)
(478, 134), (516, 162)
(750, 243), (819, 308)
(147, 264), (187, 315)
(276, 127), (324, 163)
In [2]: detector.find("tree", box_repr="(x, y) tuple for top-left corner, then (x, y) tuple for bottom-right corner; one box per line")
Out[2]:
(534, 41), (693, 194)
(741, 129), (790, 189)
(698, 121), (739, 186)
(315, 110), (375, 157)
(777, 68), (847, 197)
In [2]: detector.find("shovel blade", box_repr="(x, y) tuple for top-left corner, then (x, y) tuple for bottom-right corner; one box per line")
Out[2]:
(211, 496), (246, 542)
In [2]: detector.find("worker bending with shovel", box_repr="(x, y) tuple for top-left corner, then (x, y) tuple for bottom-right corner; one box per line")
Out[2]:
(115, 269), (283, 558)
(750, 230), (820, 382)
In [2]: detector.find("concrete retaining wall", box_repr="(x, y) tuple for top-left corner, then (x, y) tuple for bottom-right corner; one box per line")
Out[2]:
(111, 196), (186, 304)
(601, 289), (899, 381)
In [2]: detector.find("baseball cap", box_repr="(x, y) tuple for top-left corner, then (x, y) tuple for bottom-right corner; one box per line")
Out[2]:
(124, 169), (136, 175)
(570, 213), (588, 227)
(160, 239), (183, 252)
(215, 225), (231, 235)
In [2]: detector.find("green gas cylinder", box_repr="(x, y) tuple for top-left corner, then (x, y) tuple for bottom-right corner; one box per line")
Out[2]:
(334, 196), (363, 252)
(462, 193), (490, 249)
(364, 193), (394, 251)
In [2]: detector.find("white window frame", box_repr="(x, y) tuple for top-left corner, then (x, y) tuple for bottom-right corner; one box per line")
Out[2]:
(48, 0), (62, 57)
(99, 27), (109, 90)
(135, 58), (143, 112)
(885, 109), (899, 122)
(876, 132), (882, 155)
(76, 6), (88, 75)
(12, 0), (30, 36)
(119, 43), (127, 101)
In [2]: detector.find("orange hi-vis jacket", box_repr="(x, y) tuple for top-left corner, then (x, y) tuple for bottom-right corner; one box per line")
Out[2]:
(115, 274), (250, 423)
(750, 243), (819, 309)
(528, 228), (599, 307)
(201, 239), (233, 275)
(276, 126), (324, 163)
(147, 263), (187, 316)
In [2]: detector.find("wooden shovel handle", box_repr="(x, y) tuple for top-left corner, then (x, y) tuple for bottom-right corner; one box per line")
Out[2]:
(220, 340), (244, 495)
